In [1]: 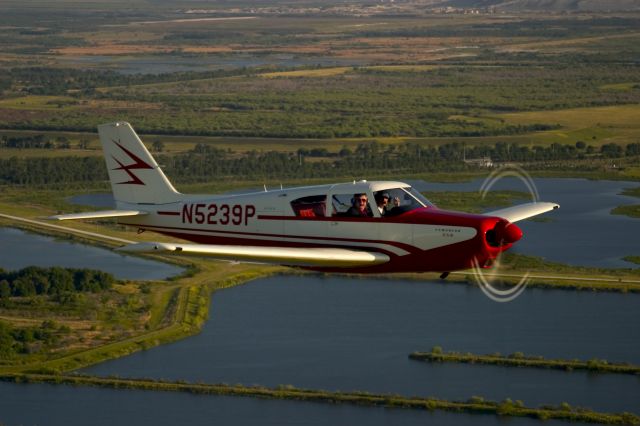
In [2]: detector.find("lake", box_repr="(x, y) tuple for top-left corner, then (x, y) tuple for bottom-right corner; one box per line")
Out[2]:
(0, 382), (570, 426)
(83, 275), (640, 414)
(0, 227), (182, 280)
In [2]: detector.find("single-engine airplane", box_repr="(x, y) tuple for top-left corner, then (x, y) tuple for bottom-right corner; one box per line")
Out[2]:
(50, 122), (559, 274)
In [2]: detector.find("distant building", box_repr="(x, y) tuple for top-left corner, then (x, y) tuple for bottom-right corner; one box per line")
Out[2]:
(464, 157), (494, 168)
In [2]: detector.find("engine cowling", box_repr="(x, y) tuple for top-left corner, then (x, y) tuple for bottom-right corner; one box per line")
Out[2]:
(486, 219), (522, 247)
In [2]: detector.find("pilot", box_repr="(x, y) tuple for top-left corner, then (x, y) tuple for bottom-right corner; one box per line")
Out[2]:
(375, 192), (390, 216)
(347, 193), (372, 217)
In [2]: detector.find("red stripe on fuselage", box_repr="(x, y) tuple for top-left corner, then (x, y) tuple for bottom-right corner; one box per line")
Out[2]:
(257, 207), (495, 227)
(157, 211), (180, 216)
(118, 222), (420, 254)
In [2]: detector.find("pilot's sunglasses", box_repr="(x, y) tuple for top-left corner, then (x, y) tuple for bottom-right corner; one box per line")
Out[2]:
(358, 198), (367, 203)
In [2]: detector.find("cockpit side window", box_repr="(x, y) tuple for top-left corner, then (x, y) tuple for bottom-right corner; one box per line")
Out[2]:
(332, 193), (373, 217)
(290, 195), (327, 218)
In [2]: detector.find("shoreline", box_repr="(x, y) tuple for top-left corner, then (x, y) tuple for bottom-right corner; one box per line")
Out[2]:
(410, 349), (640, 376)
(1, 373), (638, 425)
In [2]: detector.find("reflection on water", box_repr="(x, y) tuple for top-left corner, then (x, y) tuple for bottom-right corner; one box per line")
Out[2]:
(83, 275), (640, 413)
(0, 227), (181, 280)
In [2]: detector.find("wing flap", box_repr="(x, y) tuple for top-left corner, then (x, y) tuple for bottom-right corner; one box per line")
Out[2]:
(117, 242), (390, 268)
(485, 202), (559, 223)
(48, 210), (148, 221)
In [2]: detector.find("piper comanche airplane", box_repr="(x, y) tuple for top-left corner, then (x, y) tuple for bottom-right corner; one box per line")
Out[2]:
(51, 122), (559, 275)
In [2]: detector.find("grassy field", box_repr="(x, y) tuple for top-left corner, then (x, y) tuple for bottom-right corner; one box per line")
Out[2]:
(260, 67), (353, 78)
(1, 101), (638, 157)
(498, 105), (640, 147)
(0, 96), (80, 110)
(1, 10), (639, 141)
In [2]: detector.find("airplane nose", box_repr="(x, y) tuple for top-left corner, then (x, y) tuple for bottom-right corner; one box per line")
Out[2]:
(496, 220), (523, 244)
(487, 220), (523, 246)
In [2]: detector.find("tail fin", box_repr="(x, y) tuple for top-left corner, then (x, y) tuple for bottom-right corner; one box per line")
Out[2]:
(98, 122), (182, 205)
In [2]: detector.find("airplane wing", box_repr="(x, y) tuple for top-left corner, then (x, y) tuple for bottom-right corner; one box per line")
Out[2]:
(485, 202), (559, 223)
(48, 210), (148, 221)
(116, 242), (390, 268)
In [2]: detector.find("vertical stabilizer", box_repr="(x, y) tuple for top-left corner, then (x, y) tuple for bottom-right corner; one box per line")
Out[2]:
(98, 122), (182, 205)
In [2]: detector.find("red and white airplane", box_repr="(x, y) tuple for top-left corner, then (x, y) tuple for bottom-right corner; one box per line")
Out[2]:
(51, 122), (559, 275)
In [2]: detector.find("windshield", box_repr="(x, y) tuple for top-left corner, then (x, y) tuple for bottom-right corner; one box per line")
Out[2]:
(403, 187), (434, 207)
(373, 187), (432, 217)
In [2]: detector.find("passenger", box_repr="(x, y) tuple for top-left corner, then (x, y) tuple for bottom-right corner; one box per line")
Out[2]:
(385, 194), (404, 217)
(375, 192), (390, 216)
(347, 193), (372, 217)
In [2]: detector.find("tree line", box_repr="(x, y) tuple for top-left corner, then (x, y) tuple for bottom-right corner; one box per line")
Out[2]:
(1, 66), (282, 97)
(0, 141), (638, 185)
(0, 134), (83, 149)
(0, 266), (114, 298)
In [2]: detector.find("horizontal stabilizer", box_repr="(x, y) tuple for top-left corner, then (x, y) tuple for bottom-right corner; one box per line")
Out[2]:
(116, 242), (390, 268)
(48, 210), (148, 221)
(485, 202), (559, 223)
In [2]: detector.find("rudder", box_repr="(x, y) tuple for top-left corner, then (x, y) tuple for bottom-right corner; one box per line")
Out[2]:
(98, 122), (182, 205)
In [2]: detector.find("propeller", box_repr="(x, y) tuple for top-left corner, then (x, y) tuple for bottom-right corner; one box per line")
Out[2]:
(472, 165), (538, 302)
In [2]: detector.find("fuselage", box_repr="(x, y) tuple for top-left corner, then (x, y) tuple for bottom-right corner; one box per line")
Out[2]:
(117, 181), (513, 273)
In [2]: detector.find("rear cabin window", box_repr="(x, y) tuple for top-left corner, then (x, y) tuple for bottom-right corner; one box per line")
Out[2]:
(290, 195), (326, 218)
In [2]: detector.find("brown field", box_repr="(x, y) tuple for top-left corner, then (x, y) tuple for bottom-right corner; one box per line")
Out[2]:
(52, 45), (177, 55)
(499, 31), (640, 53)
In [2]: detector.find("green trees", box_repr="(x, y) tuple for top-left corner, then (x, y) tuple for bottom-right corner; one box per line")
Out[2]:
(0, 319), (68, 357)
(0, 266), (114, 298)
(0, 138), (636, 186)
(0, 280), (10, 298)
(152, 140), (165, 152)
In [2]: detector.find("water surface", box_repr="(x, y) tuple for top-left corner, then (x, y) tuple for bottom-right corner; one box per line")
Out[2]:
(0, 382), (569, 426)
(0, 227), (181, 280)
(83, 275), (640, 413)
(413, 178), (640, 268)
